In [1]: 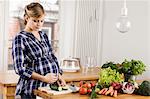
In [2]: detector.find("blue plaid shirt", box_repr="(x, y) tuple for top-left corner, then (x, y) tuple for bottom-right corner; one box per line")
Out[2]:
(12, 31), (62, 96)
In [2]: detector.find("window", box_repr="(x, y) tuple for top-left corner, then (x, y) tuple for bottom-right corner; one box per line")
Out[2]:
(7, 0), (59, 70)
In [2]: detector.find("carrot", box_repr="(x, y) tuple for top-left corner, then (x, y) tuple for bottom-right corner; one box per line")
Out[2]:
(105, 86), (114, 95)
(110, 90), (114, 96)
(113, 90), (117, 98)
(98, 88), (105, 95)
(101, 88), (108, 95)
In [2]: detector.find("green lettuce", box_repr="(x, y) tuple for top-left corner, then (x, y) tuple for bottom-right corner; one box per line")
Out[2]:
(98, 67), (124, 88)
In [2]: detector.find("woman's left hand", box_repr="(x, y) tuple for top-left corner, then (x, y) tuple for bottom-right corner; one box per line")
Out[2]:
(57, 74), (66, 86)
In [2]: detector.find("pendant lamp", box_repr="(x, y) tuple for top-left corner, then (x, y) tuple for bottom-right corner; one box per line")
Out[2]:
(116, 0), (131, 33)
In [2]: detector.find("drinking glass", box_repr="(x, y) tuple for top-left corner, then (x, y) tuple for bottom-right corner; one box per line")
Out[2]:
(82, 56), (90, 74)
(89, 56), (96, 71)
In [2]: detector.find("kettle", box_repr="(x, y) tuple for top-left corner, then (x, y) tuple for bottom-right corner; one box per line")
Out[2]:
(61, 57), (81, 72)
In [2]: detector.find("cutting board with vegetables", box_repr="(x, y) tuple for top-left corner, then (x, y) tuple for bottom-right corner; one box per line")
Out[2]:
(38, 86), (72, 95)
(38, 84), (79, 95)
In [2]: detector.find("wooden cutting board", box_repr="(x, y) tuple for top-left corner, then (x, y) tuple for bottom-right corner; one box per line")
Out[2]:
(38, 86), (74, 95)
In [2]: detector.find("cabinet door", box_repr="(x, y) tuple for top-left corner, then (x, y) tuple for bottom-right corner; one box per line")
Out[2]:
(74, 0), (103, 66)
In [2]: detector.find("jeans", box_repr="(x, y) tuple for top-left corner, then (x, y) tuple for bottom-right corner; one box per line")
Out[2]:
(20, 94), (36, 99)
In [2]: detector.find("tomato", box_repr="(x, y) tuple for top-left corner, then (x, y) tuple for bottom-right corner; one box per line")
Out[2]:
(86, 83), (92, 88)
(79, 81), (86, 87)
(79, 87), (87, 95)
(81, 84), (87, 88)
(90, 82), (96, 87)
(79, 81), (83, 87)
(87, 89), (92, 94)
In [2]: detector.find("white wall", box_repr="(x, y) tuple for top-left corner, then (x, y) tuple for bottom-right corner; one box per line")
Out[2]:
(0, 1), (4, 99)
(59, 0), (150, 78)
(102, 0), (150, 79)
(0, 0), (4, 72)
(0, 0), (9, 71)
(102, 0), (148, 64)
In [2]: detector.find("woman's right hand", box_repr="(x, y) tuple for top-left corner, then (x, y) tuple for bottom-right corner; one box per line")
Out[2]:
(43, 73), (58, 83)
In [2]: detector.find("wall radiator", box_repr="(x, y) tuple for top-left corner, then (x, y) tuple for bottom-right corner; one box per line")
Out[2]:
(73, 0), (104, 66)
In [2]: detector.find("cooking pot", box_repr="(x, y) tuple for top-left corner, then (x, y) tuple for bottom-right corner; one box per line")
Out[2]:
(61, 57), (81, 72)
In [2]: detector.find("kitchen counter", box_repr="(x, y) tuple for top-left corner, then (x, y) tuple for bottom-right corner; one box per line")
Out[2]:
(0, 67), (100, 99)
(34, 89), (150, 99)
(62, 67), (99, 82)
(0, 72), (19, 99)
(34, 68), (150, 99)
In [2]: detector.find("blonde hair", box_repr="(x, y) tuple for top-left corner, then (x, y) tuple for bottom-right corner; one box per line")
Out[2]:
(24, 2), (45, 25)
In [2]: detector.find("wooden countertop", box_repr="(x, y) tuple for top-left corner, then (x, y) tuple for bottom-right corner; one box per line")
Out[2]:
(33, 68), (150, 99)
(62, 67), (99, 82)
(34, 89), (150, 99)
(0, 67), (100, 86)
(0, 72), (19, 87)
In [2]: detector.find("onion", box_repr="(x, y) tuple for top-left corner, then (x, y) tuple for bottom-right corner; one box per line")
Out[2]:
(122, 82), (135, 94)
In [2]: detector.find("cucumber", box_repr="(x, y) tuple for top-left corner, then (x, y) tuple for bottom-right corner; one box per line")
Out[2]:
(49, 84), (62, 91)
(58, 87), (62, 91)
(62, 86), (68, 90)
(49, 82), (68, 91)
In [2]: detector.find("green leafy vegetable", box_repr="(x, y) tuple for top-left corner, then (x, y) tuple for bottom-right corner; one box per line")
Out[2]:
(121, 59), (146, 75)
(102, 62), (118, 70)
(131, 60), (146, 75)
(98, 67), (124, 88)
